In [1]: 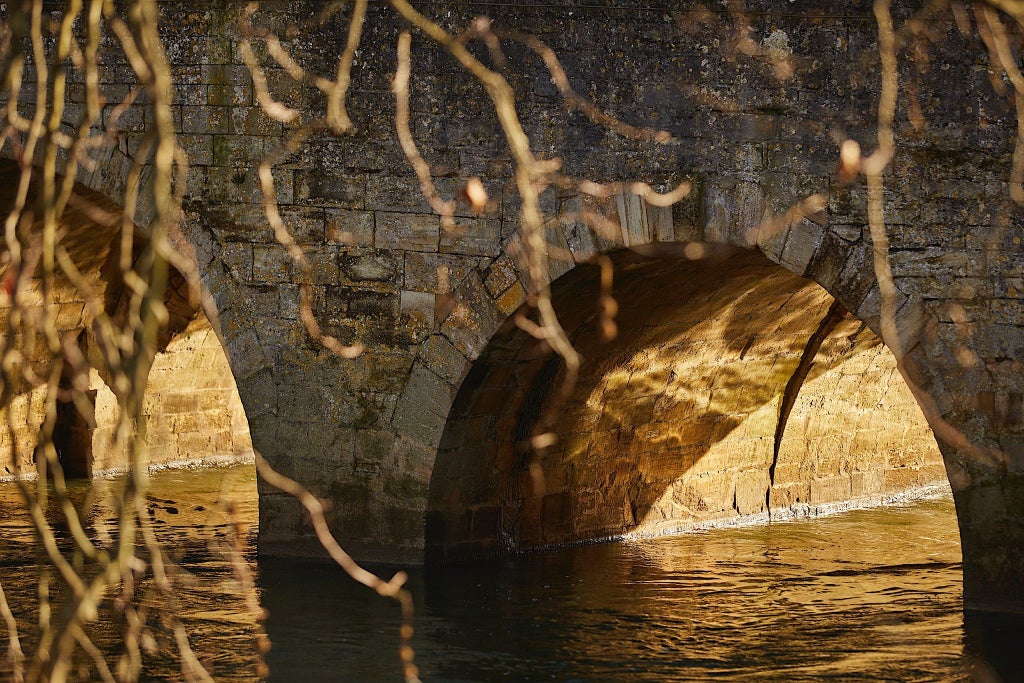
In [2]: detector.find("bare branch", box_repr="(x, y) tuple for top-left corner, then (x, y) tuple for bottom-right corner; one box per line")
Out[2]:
(0, 578), (24, 683)
(978, 4), (1024, 204)
(388, 0), (581, 381)
(866, 0), (901, 360)
(506, 30), (674, 144)
(393, 30), (457, 228)
(326, 0), (367, 133)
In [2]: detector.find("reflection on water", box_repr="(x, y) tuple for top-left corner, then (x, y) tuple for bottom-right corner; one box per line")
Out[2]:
(0, 465), (262, 681)
(263, 493), (970, 682)
(0, 465), (1014, 681)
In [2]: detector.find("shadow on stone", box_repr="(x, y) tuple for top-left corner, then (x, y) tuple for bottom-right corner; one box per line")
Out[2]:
(426, 247), (946, 562)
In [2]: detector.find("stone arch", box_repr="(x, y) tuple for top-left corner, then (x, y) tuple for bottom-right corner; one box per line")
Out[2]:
(390, 182), (897, 460)
(0, 160), (252, 477)
(368, 182), (939, 556)
(421, 244), (947, 561)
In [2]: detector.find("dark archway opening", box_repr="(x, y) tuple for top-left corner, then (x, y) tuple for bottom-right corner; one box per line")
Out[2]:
(427, 247), (947, 563)
(52, 350), (98, 479)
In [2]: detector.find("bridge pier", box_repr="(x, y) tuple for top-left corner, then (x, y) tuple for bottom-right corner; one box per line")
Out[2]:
(904, 309), (1024, 614)
(956, 477), (1024, 615)
(943, 439), (1024, 614)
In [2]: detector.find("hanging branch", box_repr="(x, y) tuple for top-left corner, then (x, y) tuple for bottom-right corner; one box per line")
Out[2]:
(393, 30), (457, 229)
(388, 0), (581, 406)
(326, 0), (367, 133)
(865, 0), (901, 359)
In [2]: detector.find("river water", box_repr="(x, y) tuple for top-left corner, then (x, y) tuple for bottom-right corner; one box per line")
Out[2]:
(0, 465), (1012, 681)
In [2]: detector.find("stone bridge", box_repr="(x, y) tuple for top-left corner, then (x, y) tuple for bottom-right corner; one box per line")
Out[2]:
(3, 1), (1023, 616)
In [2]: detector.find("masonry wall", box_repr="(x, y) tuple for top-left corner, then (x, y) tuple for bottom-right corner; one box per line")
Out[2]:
(11, 1), (1024, 607)
(155, 1), (1019, 573)
(148, 2), (1022, 576)
(138, 311), (253, 468)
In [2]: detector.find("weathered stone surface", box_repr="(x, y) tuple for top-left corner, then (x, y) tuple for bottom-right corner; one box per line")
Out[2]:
(427, 251), (948, 561)
(392, 364), (453, 447)
(8, 0), (1024, 615)
(375, 212), (440, 252)
(440, 218), (501, 257)
(341, 252), (400, 284)
(325, 209), (374, 246)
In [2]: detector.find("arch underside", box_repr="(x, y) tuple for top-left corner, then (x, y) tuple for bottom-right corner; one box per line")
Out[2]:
(0, 160), (251, 477)
(427, 248), (946, 561)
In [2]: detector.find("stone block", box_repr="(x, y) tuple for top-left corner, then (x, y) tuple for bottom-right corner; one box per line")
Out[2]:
(347, 290), (399, 321)
(218, 242), (251, 282)
(495, 281), (527, 316)
(392, 364), (453, 447)
(353, 428), (397, 463)
(179, 134), (214, 166)
(441, 218), (501, 257)
(991, 299), (1024, 326)
(484, 255), (520, 298)
(376, 212), (440, 252)
(704, 179), (769, 246)
(809, 476), (850, 504)
(299, 246), (339, 285)
(892, 247), (980, 279)
(207, 166), (267, 204)
(778, 218), (822, 277)
(400, 290), (436, 331)
(366, 174), (444, 214)
(340, 252), (399, 284)
(252, 244), (295, 283)
(103, 103), (153, 133)
(278, 206), (326, 244)
(422, 334), (469, 386)
(403, 252), (481, 293)
(440, 275), (504, 360)
(230, 106), (282, 136)
(208, 83), (252, 107)
(833, 245), (875, 312)
(615, 192), (652, 246)
(543, 219), (575, 284)
(648, 202), (674, 242)
(325, 209), (374, 246)
(561, 215), (602, 265)
(180, 105), (231, 134)
(223, 326), (266, 380)
(183, 165), (210, 201)
(212, 134), (265, 167)
(850, 469), (885, 497)
(296, 171), (365, 207)
(392, 435), (436, 482)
